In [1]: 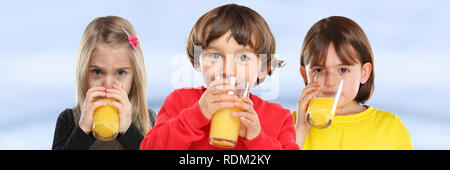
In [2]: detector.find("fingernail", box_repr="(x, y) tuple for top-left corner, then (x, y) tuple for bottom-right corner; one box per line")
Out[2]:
(231, 112), (239, 117)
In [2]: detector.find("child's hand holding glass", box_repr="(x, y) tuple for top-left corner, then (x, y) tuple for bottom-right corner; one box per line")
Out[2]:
(231, 95), (261, 141)
(295, 80), (320, 144)
(198, 78), (239, 120)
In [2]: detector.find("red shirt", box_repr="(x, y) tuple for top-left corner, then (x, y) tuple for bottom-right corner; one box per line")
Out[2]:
(140, 87), (300, 150)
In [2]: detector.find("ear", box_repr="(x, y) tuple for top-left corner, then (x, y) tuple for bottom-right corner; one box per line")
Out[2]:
(193, 61), (201, 72)
(258, 66), (268, 80)
(300, 66), (308, 84)
(360, 62), (372, 84)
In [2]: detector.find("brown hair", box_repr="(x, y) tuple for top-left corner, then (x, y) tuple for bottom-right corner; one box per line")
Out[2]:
(75, 16), (151, 135)
(186, 3), (284, 85)
(300, 16), (375, 104)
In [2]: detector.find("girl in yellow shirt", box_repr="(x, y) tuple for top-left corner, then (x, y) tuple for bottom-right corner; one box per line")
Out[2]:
(295, 16), (413, 150)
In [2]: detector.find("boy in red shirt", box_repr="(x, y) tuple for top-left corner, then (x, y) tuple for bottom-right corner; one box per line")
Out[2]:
(140, 4), (299, 150)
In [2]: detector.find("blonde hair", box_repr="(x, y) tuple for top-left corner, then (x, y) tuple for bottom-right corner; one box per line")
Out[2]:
(75, 16), (151, 135)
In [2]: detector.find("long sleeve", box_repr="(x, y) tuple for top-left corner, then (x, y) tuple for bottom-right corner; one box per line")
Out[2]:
(53, 108), (150, 150)
(52, 109), (95, 150)
(140, 90), (210, 150)
(116, 109), (156, 149)
(242, 109), (300, 150)
(116, 123), (144, 150)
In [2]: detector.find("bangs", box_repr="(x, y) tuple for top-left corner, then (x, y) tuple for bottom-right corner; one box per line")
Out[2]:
(196, 4), (273, 54)
(300, 16), (375, 103)
(303, 36), (360, 67)
(186, 4), (279, 85)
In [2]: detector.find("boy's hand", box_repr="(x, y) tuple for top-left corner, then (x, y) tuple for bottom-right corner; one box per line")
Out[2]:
(199, 79), (239, 120)
(295, 81), (320, 148)
(231, 96), (261, 140)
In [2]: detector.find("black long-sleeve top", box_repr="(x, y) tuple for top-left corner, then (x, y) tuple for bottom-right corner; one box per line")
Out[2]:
(52, 108), (156, 150)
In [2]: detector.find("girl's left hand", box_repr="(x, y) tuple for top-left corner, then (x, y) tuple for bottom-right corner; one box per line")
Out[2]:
(231, 97), (261, 140)
(105, 84), (132, 135)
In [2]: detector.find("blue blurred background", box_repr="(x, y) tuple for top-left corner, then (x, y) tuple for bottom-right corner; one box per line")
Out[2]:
(0, 0), (449, 149)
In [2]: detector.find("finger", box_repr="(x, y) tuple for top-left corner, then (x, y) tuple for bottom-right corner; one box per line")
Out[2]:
(300, 82), (320, 95)
(231, 111), (253, 125)
(233, 111), (258, 121)
(106, 88), (121, 95)
(210, 94), (239, 103)
(85, 91), (107, 104)
(233, 101), (255, 113)
(105, 93), (124, 104)
(231, 112), (240, 118)
(109, 101), (123, 113)
(106, 88), (127, 100)
(87, 100), (108, 115)
(298, 91), (317, 115)
(86, 86), (106, 94)
(239, 114), (257, 129)
(299, 85), (320, 103)
(112, 84), (127, 94)
(240, 96), (253, 107)
(211, 102), (235, 113)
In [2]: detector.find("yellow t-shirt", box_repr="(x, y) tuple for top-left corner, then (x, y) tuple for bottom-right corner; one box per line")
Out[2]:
(303, 106), (414, 150)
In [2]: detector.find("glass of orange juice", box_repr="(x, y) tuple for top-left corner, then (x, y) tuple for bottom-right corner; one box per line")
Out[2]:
(306, 74), (344, 129)
(92, 98), (119, 141)
(209, 76), (249, 148)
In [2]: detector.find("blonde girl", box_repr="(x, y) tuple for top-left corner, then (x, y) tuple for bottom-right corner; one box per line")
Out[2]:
(52, 16), (155, 150)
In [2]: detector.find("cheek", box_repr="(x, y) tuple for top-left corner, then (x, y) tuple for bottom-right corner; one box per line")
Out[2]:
(339, 77), (361, 104)
(121, 74), (134, 94)
(201, 64), (222, 86)
(86, 76), (95, 89)
(244, 62), (259, 87)
(86, 73), (103, 89)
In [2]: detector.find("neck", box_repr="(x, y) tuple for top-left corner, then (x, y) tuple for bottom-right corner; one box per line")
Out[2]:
(335, 100), (367, 116)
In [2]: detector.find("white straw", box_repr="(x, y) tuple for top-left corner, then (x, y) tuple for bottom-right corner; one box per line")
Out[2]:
(331, 79), (344, 116)
(242, 82), (250, 98)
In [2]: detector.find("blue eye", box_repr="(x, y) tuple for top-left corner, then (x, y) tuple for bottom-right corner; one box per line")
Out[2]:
(118, 70), (126, 76)
(93, 69), (102, 76)
(237, 55), (249, 62)
(208, 53), (222, 60)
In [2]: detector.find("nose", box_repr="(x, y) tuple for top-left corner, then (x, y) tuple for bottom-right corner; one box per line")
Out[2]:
(221, 55), (237, 79)
(99, 76), (115, 89)
(324, 72), (340, 88)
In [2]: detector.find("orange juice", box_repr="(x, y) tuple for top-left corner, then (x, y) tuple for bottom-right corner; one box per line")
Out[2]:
(306, 97), (335, 129)
(92, 99), (119, 141)
(209, 101), (243, 148)
(292, 111), (298, 126)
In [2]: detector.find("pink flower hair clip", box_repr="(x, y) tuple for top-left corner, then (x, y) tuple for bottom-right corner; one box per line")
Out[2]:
(122, 28), (139, 50)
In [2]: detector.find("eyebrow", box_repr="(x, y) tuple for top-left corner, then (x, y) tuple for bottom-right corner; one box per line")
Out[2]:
(204, 45), (255, 54)
(88, 65), (131, 70)
(311, 64), (353, 67)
